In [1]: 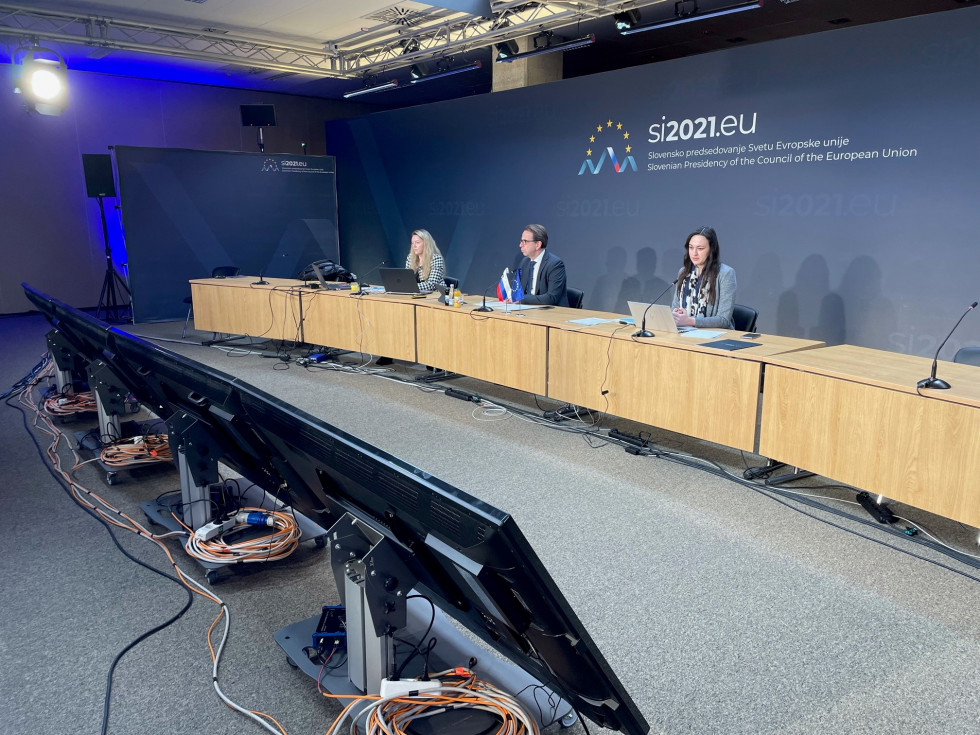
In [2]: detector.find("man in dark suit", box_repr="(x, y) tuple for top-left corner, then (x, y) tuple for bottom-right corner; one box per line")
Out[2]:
(505, 223), (568, 306)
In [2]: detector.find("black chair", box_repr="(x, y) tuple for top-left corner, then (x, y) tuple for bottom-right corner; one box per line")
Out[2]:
(566, 287), (584, 309)
(182, 265), (240, 338)
(953, 347), (980, 366)
(731, 304), (758, 332)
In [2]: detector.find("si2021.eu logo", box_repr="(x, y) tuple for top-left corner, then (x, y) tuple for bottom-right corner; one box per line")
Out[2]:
(578, 119), (638, 175)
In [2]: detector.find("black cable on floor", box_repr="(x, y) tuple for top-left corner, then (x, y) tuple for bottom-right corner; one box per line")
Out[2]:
(6, 389), (195, 735)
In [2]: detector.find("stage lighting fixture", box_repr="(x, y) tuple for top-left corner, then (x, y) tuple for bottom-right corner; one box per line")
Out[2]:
(409, 59), (482, 84)
(401, 38), (421, 55)
(494, 39), (520, 60)
(614, 10), (641, 30)
(495, 34), (595, 63)
(342, 78), (399, 98)
(13, 45), (68, 116)
(620, 0), (762, 34)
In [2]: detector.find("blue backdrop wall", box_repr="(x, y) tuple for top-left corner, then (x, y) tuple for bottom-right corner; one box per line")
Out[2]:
(326, 8), (980, 356)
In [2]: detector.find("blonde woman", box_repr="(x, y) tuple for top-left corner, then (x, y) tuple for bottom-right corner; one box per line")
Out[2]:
(405, 229), (446, 293)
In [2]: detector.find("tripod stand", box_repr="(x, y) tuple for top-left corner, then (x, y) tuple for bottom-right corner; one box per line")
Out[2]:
(95, 195), (131, 323)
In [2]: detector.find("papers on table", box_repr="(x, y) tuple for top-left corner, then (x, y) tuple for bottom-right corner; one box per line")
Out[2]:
(568, 317), (627, 326)
(681, 329), (725, 339)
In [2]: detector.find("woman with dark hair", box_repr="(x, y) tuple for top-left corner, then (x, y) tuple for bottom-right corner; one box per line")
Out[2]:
(671, 226), (736, 329)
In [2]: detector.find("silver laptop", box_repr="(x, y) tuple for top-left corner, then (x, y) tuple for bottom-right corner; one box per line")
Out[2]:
(627, 301), (685, 334)
(310, 261), (330, 288)
(378, 267), (421, 294)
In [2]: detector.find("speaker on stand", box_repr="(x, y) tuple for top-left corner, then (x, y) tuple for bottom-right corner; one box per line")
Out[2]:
(82, 153), (130, 323)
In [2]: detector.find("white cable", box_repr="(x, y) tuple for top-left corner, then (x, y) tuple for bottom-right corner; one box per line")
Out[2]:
(208, 599), (283, 734)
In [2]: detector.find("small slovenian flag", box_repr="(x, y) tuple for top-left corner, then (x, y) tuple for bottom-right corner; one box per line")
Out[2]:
(496, 267), (524, 301)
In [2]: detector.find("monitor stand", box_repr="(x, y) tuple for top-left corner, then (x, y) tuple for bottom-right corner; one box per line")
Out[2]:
(274, 512), (576, 734)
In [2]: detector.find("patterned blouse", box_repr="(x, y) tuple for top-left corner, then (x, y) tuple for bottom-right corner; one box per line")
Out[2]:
(678, 267), (711, 319)
(406, 252), (446, 293)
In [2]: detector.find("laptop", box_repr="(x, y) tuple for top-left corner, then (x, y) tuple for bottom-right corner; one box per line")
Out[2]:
(379, 267), (420, 295)
(627, 301), (685, 334)
(310, 262), (351, 290)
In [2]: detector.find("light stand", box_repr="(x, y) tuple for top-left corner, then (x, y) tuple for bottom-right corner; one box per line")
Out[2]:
(95, 195), (131, 323)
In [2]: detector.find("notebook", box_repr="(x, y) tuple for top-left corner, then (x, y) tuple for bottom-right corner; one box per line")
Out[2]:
(627, 302), (684, 334)
(310, 262), (351, 290)
(378, 268), (420, 295)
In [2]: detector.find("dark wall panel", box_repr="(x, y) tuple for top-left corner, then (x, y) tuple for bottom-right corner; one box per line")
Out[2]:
(328, 8), (980, 355)
(115, 147), (339, 322)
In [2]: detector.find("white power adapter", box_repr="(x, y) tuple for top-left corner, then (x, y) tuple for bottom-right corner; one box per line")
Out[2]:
(194, 517), (236, 541)
(379, 678), (442, 699)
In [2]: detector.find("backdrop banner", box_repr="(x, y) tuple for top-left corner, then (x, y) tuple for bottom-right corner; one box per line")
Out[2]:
(326, 8), (980, 355)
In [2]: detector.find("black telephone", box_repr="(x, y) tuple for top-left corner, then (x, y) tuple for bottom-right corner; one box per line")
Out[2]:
(297, 259), (356, 283)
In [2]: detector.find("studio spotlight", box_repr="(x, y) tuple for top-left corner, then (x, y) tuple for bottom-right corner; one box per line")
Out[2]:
(13, 44), (68, 116)
(614, 10), (641, 31)
(401, 38), (421, 55)
(494, 39), (520, 60)
(409, 63), (429, 80)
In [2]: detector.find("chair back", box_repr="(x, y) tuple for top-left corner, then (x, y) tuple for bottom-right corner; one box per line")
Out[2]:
(953, 346), (980, 366)
(566, 287), (584, 309)
(732, 304), (758, 332)
(211, 265), (241, 279)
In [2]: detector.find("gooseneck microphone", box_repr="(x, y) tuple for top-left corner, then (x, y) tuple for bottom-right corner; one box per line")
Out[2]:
(633, 279), (678, 338)
(356, 259), (386, 287)
(474, 283), (496, 313)
(252, 272), (269, 285)
(917, 301), (977, 390)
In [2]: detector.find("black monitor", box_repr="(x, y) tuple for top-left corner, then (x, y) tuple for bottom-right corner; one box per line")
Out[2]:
(240, 104), (276, 127)
(22, 283), (649, 735)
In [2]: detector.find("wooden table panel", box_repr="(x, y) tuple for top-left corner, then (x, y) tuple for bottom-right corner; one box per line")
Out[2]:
(760, 364), (980, 528)
(191, 278), (304, 341)
(301, 291), (417, 362)
(548, 329), (762, 451)
(415, 306), (548, 395)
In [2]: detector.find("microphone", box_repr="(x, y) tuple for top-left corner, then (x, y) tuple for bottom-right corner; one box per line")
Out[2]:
(252, 272), (269, 285)
(356, 259), (386, 287)
(917, 301), (977, 390)
(633, 279), (678, 338)
(474, 283), (496, 313)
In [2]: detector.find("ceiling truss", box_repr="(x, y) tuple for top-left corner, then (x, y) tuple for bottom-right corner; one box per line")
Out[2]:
(0, 1), (669, 80)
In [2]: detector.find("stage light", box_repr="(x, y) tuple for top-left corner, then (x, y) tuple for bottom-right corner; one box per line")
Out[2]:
(409, 59), (482, 84)
(620, 1), (763, 35)
(13, 45), (69, 116)
(614, 10), (641, 31)
(342, 78), (399, 98)
(495, 34), (595, 63)
(494, 39), (520, 60)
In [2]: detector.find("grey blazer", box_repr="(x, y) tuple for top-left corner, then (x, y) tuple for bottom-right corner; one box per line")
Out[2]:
(671, 263), (737, 329)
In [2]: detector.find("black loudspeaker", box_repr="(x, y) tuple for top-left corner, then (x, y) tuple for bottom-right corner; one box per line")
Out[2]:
(240, 104), (277, 127)
(82, 154), (116, 198)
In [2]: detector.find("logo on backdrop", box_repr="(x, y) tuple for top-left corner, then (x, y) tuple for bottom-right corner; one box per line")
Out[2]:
(578, 119), (638, 175)
(261, 158), (280, 172)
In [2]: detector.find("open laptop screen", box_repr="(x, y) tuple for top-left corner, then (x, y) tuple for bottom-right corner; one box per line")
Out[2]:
(379, 268), (420, 294)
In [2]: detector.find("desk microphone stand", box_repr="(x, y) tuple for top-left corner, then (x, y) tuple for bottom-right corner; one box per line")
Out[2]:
(95, 195), (131, 323)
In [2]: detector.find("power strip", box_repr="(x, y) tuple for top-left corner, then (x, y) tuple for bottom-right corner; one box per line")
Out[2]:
(379, 678), (442, 699)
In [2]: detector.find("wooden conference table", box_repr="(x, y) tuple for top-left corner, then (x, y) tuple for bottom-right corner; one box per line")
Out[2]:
(190, 276), (821, 454)
(190, 277), (980, 528)
(760, 345), (980, 528)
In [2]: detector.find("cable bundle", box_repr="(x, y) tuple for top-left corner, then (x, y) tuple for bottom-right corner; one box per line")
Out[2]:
(334, 668), (539, 735)
(183, 507), (301, 564)
(99, 434), (172, 467)
(43, 391), (97, 415)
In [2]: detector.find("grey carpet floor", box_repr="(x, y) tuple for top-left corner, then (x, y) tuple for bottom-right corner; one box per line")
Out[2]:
(2, 313), (980, 735)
